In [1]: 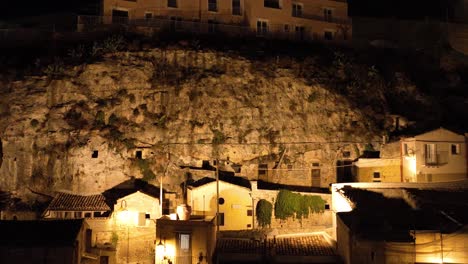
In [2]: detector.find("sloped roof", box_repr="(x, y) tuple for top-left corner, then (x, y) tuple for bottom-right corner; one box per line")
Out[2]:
(0, 219), (84, 247)
(47, 192), (110, 211)
(338, 187), (465, 242)
(189, 173), (251, 189)
(257, 180), (329, 194)
(103, 178), (162, 208)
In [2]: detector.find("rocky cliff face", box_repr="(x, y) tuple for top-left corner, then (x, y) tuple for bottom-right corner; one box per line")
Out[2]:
(0, 48), (419, 201)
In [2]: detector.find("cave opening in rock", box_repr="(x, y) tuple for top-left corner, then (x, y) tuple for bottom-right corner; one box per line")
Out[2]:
(92, 150), (99, 159)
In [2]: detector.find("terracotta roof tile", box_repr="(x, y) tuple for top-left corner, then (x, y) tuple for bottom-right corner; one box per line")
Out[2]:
(47, 192), (110, 211)
(216, 234), (335, 256)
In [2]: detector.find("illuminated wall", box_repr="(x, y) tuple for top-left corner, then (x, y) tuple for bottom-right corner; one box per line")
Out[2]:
(187, 180), (253, 230)
(354, 158), (400, 182)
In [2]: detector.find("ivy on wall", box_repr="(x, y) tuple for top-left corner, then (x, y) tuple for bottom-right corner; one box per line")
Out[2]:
(274, 189), (325, 220)
(256, 199), (273, 228)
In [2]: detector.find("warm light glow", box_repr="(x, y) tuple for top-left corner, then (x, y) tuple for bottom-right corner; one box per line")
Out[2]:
(117, 210), (132, 225)
(422, 256), (456, 263)
(169, 213), (177, 220)
(406, 156), (417, 177)
(155, 240), (175, 263)
(333, 191), (353, 212)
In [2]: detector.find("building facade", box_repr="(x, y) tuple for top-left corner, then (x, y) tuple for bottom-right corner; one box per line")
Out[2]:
(100, 0), (351, 42)
(401, 128), (467, 183)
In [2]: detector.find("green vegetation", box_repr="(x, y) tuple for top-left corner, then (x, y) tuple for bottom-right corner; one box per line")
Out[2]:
(256, 199), (273, 228)
(211, 129), (226, 145)
(274, 189), (326, 220)
(137, 159), (157, 181)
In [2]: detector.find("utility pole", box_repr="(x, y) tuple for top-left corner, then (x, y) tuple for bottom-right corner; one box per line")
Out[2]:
(216, 158), (220, 232)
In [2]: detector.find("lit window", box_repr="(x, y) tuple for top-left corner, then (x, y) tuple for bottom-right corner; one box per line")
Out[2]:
(425, 144), (437, 165)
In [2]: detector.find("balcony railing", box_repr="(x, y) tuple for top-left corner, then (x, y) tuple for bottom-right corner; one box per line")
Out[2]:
(424, 151), (448, 166)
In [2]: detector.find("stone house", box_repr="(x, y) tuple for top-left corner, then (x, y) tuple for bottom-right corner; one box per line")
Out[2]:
(42, 192), (111, 219)
(335, 187), (468, 264)
(401, 127), (467, 183)
(155, 216), (216, 264)
(0, 219), (91, 264)
(187, 174), (253, 231)
(99, 0), (350, 42)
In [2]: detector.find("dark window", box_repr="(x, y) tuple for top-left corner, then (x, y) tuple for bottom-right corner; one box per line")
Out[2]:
(404, 143), (409, 155)
(84, 212), (92, 218)
(324, 8), (332, 21)
(325, 204), (330, 210)
(324, 31), (333, 40)
(247, 224), (252, 228)
(295, 25), (305, 40)
(136, 150), (142, 159)
(145, 13), (153, 20)
(247, 209), (253, 216)
(258, 163), (268, 175)
(208, 19), (218, 33)
(145, 213), (150, 219)
(292, 3), (302, 17)
(208, 0), (218, 12)
(264, 0), (280, 9)
(92, 150), (98, 158)
(93, 212), (101, 217)
(373, 172), (381, 178)
(342, 151), (350, 158)
(284, 24), (290, 32)
(287, 164), (293, 171)
(451, 144), (460, 155)
(218, 197), (225, 205)
(312, 162), (320, 167)
(232, 0), (241, 15)
(168, 0), (177, 8)
(218, 213), (225, 226)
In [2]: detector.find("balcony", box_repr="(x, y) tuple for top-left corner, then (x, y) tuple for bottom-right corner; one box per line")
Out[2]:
(424, 151), (448, 166)
(297, 13), (351, 24)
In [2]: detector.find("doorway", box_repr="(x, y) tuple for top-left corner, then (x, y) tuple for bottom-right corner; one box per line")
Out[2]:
(177, 233), (191, 264)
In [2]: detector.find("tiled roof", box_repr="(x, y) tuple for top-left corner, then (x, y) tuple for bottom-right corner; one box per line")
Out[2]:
(273, 235), (335, 256)
(189, 173), (251, 189)
(47, 192), (110, 211)
(0, 219), (84, 246)
(216, 238), (263, 254)
(216, 234), (335, 256)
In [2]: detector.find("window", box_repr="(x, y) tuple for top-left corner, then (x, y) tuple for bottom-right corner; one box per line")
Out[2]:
(138, 212), (146, 226)
(84, 212), (92, 218)
(168, 0), (177, 8)
(247, 209), (253, 216)
(208, 19), (218, 33)
(325, 204), (330, 210)
(232, 0), (241, 15)
(257, 20), (268, 36)
(284, 24), (290, 33)
(373, 172), (381, 182)
(136, 150), (142, 159)
(92, 150), (98, 158)
(145, 213), (150, 219)
(324, 8), (332, 22)
(312, 168), (320, 187)
(295, 25), (305, 40)
(144, 12), (153, 20)
(217, 213), (225, 226)
(324, 31), (333, 40)
(74, 212), (83, 218)
(292, 3), (303, 17)
(403, 143), (409, 155)
(218, 197), (225, 205)
(264, 0), (280, 9)
(258, 163), (268, 175)
(451, 144), (460, 155)
(287, 164), (293, 171)
(170, 17), (182, 31)
(425, 144), (437, 164)
(208, 0), (218, 12)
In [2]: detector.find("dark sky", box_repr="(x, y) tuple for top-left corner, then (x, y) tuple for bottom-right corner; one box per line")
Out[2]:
(348, 0), (454, 20)
(1, 0), (456, 21)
